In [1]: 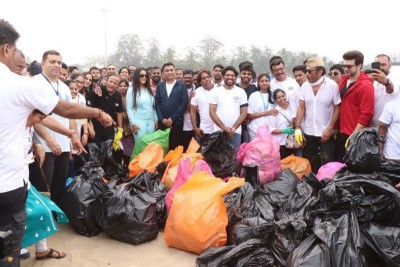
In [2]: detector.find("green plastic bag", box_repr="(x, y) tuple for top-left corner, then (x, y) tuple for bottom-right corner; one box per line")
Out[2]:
(131, 129), (170, 160)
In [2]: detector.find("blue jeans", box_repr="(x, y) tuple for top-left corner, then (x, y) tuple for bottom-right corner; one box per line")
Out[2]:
(229, 133), (241, 154)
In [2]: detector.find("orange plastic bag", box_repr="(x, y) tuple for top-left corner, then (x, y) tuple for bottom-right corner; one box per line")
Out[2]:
(164, 153), (203, 190)
(164, 172), (245, 254)
(161, 146), (184, 186)
(281, 155), (311, 179)
(186, 137), (200, 154)
(128, 142), (164, 177)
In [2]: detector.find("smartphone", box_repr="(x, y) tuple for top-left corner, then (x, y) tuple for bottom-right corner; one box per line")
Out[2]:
(371, 61), (381, 70)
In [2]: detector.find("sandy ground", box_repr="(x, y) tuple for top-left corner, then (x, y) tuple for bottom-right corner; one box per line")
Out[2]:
(21, 224), (198, 267)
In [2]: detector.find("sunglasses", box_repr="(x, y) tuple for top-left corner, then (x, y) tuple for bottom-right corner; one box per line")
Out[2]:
(342, 64), (355, 69)
(306, 69), (317, 74)
(329, 72), (340, 77)
(139, 74), (148, 78)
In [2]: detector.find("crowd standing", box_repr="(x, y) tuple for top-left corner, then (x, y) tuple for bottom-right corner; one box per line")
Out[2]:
(1, 17), (400, 266)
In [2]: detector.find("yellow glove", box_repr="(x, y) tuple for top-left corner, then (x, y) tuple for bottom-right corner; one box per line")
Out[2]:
(113, 127), (124, 151)
(344, 137), (350, 149)
(294, 128), (303, 146)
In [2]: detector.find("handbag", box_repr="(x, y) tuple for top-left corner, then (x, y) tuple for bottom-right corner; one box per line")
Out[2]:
(278, 111), (301, 149)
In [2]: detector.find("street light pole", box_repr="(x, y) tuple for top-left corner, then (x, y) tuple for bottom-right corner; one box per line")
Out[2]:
(101, 8), (109, 67)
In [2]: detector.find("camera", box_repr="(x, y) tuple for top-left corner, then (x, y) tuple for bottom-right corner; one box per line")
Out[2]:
(0, 230), (13, 260)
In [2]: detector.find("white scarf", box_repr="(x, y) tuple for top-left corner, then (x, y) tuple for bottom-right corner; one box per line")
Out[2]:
(309, 76), (325, 87)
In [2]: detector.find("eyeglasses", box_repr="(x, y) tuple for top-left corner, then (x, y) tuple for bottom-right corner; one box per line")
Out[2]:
(272, 67), (285, 73)
(342, 64), (355, 69)
(139, 74), (148, 78)
(306, 69), (317, 74)
(74, 80), (83, 84)
(329, 71), (340, 77)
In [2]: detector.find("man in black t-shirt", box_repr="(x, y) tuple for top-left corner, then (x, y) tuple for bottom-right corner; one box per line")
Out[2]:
(89, 74), (123, 142)
(236, 62), (258, 143)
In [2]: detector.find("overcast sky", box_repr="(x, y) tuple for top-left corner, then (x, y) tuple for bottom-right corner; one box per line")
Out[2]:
(2, 0), (399, 67)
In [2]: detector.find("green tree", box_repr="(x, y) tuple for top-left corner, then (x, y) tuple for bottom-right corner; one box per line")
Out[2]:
(114, 34), (143, 66)
(199, 37), (223, 69)
(162, 47), (176, 63)
(144, 38), (162, 67)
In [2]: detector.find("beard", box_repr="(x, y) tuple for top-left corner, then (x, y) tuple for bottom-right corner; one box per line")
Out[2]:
(152, 76), (160, 83)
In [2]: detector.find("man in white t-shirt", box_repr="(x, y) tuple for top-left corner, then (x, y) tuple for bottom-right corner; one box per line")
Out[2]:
(378, 98), (400, 161)
(0, 19), (113, 266)
(209, 66), (248, 151)
(295, 57), (341, 173)
(369, 54), (399, 128)
(190, 69), (215, 144)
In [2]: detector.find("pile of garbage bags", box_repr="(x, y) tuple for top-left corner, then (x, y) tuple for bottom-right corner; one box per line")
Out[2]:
(196, 128), (400, 266)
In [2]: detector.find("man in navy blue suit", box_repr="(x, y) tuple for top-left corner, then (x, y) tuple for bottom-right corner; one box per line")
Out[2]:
(155, 62), (188, 150)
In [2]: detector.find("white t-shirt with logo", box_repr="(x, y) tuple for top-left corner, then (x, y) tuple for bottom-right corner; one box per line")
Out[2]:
(209, 86), (248, 134)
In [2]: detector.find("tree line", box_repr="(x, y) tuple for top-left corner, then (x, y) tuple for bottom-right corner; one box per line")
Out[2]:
(80, 34), (399, 74)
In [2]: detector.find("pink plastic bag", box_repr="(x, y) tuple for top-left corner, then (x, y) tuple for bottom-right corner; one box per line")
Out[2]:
(237, 125), (281, 185)
(166, 157), (213, 212)
(316, 162), (346, 181)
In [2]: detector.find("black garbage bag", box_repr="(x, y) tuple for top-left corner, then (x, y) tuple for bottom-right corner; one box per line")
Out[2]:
(361, 222), (400, 267)
(313, 212), (366, 266)
(196, 245), (234, 267)
(228, 217), (275, 245)
(344, 128), (382, 173)
(196, 238), (275, 267)
(271, 216), (308, 266)
(202, 131), (241, 178)
(286, 234), (332, 267)
(94, 181), (158, 244)
(263, 169), (299, 212)
(252, 188), (275, 221)
(314, 173), (400, 226)
(242, 166), (260, 187)
(223, 183), (260, 226)
(130, 171), (168, 228)
(381, 160), (400, 175)
(277, 173), (323, 222)
(62, 162), (109, 237)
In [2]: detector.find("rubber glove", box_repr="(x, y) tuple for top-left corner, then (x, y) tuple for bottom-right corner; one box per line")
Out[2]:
(344, 137), (350, 149)
(281, 128), (295, 134)
(294, 129), (303, 146)
(113, 127), (124, 151)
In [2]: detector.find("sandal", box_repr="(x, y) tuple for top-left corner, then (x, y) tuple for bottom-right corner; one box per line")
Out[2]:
(36, 248), (66, 260)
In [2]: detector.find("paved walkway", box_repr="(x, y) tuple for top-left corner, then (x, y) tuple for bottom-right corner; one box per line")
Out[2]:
(21, 224), (198, 267)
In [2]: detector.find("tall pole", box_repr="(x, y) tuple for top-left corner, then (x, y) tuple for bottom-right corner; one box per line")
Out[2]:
(101, 8), (109, 67)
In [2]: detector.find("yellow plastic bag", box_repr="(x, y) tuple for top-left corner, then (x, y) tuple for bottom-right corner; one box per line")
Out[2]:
(128, 142), (164, 178)
(281, 155), (311, 179)
(164, 172), (244, 254)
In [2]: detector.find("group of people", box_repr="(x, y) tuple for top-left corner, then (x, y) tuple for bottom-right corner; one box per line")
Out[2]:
(1, 16), (400, 266)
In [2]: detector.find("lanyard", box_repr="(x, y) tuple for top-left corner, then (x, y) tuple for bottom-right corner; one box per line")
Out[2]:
(259, 92), (269, 111)
(42, 74), (59, 96)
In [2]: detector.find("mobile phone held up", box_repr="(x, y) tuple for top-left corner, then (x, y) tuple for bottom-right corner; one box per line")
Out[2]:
(371, 61), (381, 70)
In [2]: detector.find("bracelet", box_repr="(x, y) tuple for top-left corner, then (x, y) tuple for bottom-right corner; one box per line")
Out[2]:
(97, 109), (104, 118)
(45, 136), (53, 142)
(67, 129), (76, 138)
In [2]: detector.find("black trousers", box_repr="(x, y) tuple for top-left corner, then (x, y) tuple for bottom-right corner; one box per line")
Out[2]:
(334, 133), (350, 163)
(303, 134), (335, 173)
(158, 120), (183, 151)
(42, 152), (69, 207)
(182, 130), (194, 152)
(0, 186), (27, 267)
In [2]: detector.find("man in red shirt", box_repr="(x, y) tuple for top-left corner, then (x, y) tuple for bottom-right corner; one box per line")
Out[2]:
(336, 50), (374, 161)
